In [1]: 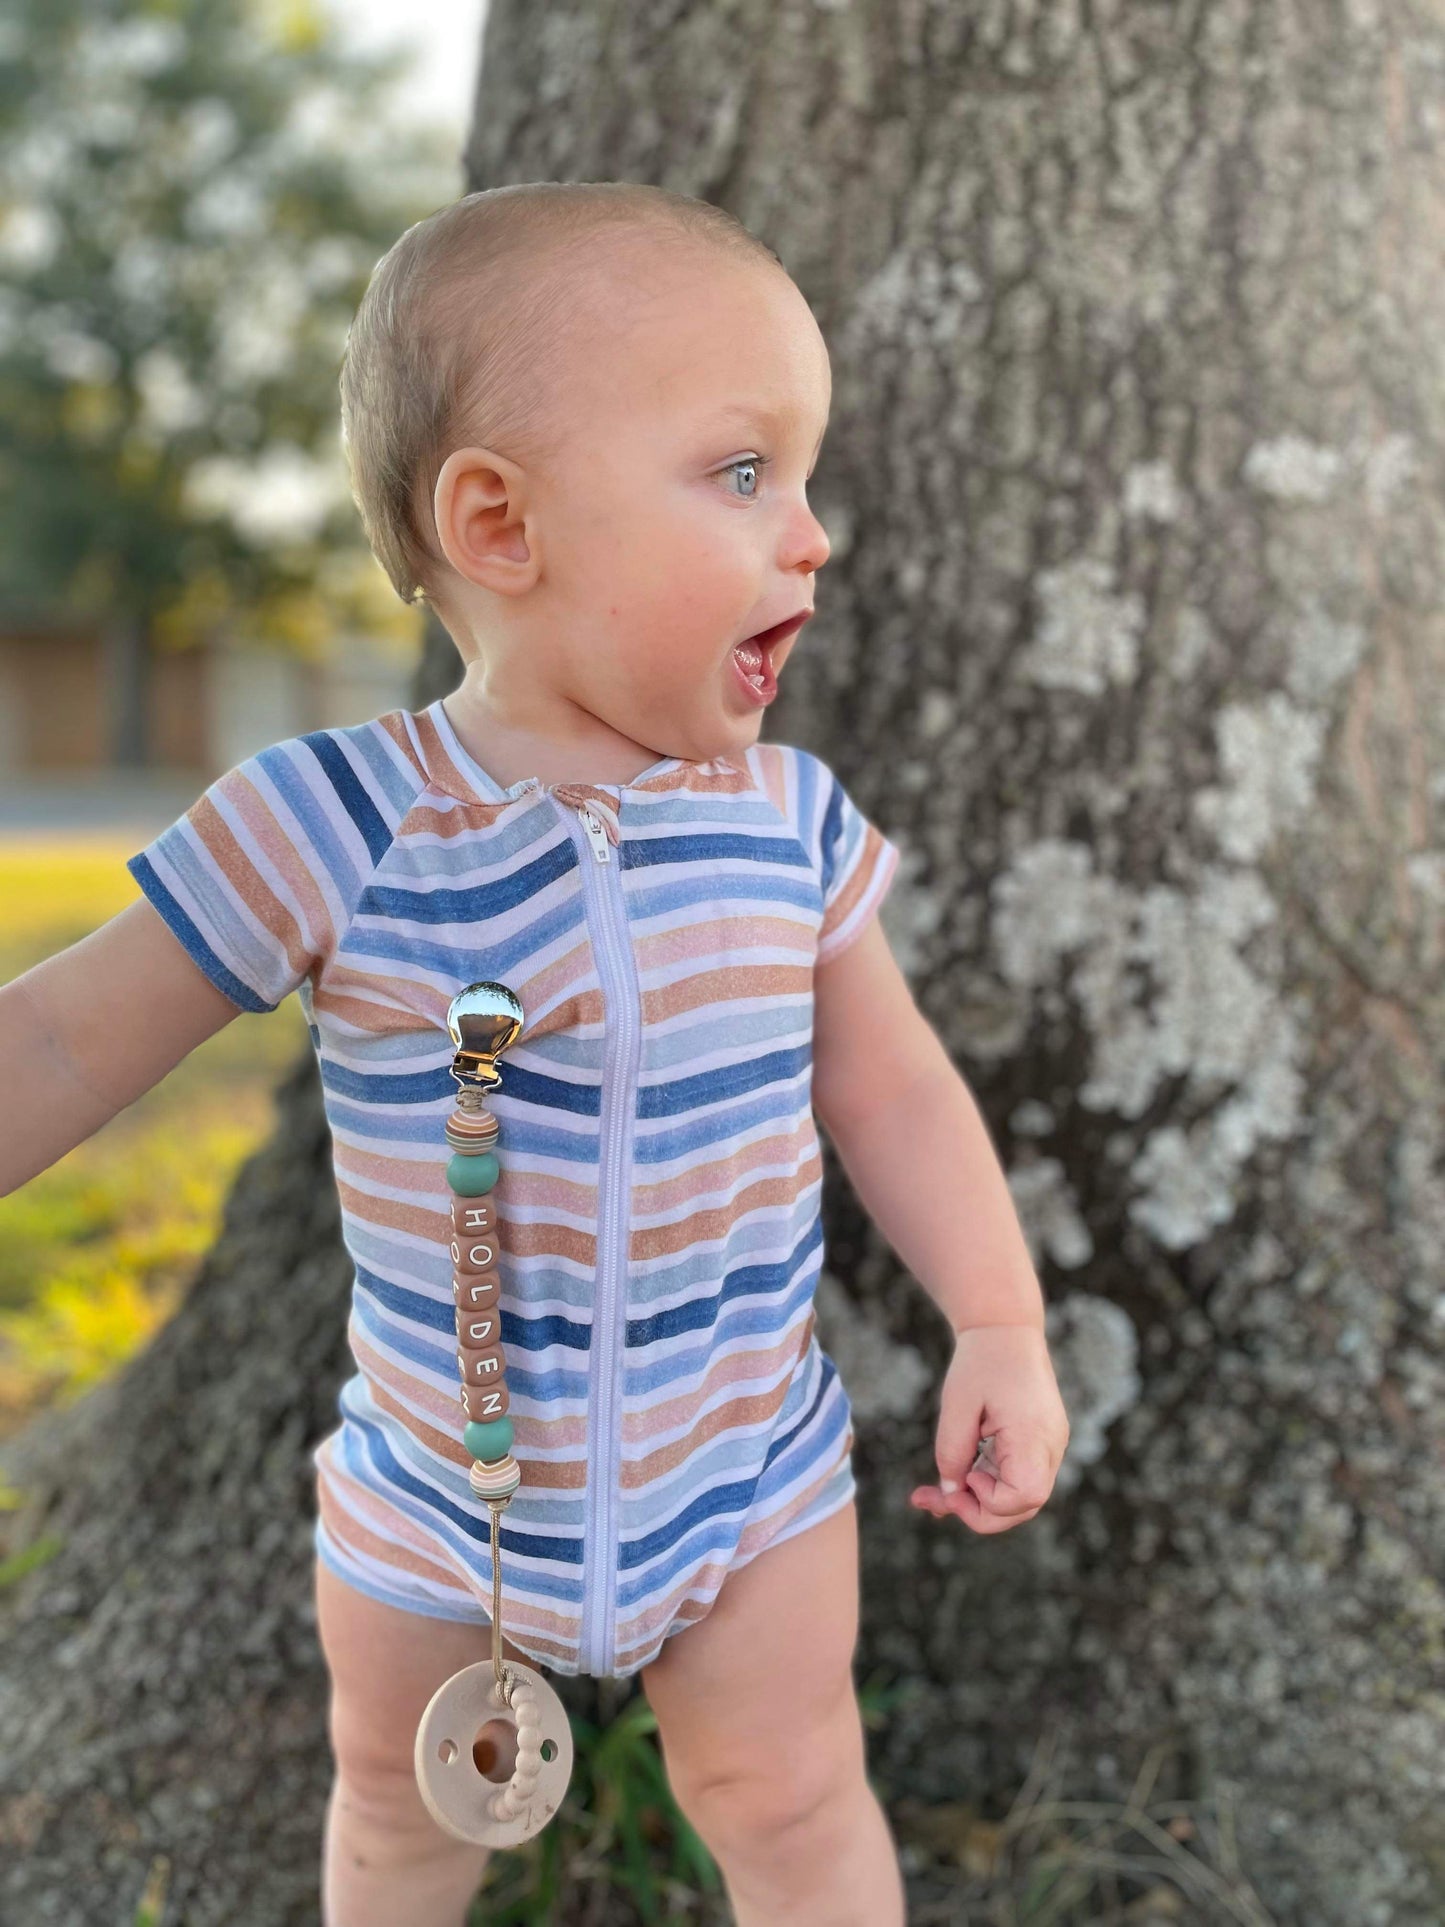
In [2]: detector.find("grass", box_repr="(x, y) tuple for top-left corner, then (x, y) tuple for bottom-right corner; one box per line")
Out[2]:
(0, 835), (307, 1439)
(890, 1723), (1278, 1925)
(465, 1687), (727, 1924)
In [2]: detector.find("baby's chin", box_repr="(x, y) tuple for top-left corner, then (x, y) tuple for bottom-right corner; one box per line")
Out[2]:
(627, 692), (767, 767)
(685, 705), (770, 765)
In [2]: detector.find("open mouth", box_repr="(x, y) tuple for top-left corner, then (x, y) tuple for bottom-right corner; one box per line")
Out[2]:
(733, 633), (775, 692)
(731, 610), (810, 703)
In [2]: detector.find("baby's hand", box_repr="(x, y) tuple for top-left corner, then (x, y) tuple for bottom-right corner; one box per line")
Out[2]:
(909, 1325), (1070, 1535)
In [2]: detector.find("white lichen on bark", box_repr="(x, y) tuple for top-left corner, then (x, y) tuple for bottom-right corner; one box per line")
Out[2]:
(1007, 1154), (1095, 1269)
(877, 842), (943, 984)
(1042, 1292), (1141, 1495)
(1284, 596), (1368, 704)
(1123, 458), (1184, 523)
(813, 1268), (935, 1424)
(1016, 555), (1146, 694)
(1243, 433), (1344, 502)
(991, 835), (1307, 1246)
(1193, 692), (1326, 861)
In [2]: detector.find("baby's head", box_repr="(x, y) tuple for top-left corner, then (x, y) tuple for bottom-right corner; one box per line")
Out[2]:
(340, 182), (831, 770)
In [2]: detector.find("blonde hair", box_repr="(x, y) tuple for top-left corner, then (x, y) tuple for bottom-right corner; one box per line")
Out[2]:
(339, 181), (784, 609)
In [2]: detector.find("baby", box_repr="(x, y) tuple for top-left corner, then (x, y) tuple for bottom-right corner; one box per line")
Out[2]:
(1, 183), (1070, 1927)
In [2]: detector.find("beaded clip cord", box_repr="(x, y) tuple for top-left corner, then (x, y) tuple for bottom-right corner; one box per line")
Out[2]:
(413, 983), (574, 1847)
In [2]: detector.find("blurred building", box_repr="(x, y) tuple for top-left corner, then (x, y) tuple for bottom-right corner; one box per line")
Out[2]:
(0, 617), (413, 780)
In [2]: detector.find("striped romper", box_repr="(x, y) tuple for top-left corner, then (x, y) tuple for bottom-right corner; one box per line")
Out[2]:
(127, 696), (900, 1679)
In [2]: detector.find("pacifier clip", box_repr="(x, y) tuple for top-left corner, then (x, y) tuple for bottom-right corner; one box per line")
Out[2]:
(413, 982), (574, 1846)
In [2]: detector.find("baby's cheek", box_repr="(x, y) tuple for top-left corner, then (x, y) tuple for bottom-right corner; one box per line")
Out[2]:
(627, 627), (712, 696)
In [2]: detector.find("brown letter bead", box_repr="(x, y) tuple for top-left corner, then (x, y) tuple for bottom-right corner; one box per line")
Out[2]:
(461, 1378), (510, 1421)
(455, 1306), (502, 1350)
(457, 1341), (506, 1386)
(451, 1197), (497, 1238)
(452, 1270), (501, 1313)
(451, 1234), (499, 1274)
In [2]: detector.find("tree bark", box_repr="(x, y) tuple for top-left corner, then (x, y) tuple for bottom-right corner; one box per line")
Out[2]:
(0, 1050), (347, 1924)
(5, 4), (1445, 1923)
(469, 2), (1445, 1919)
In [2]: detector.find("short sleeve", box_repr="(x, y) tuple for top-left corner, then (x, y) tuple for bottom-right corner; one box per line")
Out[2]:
(796, 750), (902, 965)
(125, 730), (389, 1013)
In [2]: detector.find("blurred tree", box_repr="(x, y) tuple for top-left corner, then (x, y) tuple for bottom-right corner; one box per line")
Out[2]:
(0, 0), (453, 763)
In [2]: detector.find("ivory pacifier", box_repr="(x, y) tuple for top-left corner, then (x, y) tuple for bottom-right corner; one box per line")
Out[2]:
(415, 1655), (574, 1847)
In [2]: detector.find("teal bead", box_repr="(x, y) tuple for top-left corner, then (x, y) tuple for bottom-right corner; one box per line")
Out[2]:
(447, 1151), (499, 1196)
(464, 1417), (514, 1461)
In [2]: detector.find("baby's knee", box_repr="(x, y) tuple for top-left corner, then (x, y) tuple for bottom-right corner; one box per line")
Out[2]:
(324, 1666), (481, 1857)
(671, 1699), (869, 1865)
(326, 1766), (495, 1896)
(330, 1759), (459, 1853)
(322, 1770), (492, 1927)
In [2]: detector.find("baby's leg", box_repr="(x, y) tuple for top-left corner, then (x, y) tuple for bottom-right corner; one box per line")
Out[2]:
(639, 1496), (905, 1927)
(314, 1554), (527, 1927)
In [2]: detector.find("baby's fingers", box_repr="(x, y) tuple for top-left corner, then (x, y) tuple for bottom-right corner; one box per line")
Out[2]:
(981, 1433), (1055, 1517)
(965, 1500), (1043, 1535)
(908, 1483), (1042, 1534)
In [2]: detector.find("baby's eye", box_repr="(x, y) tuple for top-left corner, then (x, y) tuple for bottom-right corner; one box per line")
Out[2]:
(717, 455), (772, 499)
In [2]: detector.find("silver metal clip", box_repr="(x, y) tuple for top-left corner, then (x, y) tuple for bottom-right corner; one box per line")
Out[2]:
(446, 983), (525, 1093)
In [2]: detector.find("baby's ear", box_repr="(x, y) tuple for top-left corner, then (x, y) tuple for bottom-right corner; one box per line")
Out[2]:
(432, 445), (540, 597)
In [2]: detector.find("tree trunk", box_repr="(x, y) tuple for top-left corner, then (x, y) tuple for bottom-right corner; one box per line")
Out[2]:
(469, 3), (1445, 1919)
(0, 1049), (348, 1924)
(4, 4), (1444, 1923)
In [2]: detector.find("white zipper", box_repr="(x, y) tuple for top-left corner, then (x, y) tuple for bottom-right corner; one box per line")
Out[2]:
(578, 806), (611, 862)
(549, 793), (635, 1676)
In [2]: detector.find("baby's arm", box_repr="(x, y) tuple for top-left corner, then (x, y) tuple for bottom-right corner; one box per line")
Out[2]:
(812, 910), (1043, 1333)
(0, 899), (242, 1196)
(813, 910), (1070, 1530)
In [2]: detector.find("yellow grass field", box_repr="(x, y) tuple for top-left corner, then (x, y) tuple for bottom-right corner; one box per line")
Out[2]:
(0, 837), (308, 1441)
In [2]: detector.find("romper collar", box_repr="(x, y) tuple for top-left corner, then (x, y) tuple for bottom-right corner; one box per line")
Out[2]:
(413, 697), (735, 812)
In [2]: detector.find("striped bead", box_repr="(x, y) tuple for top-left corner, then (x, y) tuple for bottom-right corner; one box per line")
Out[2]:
(469, 1454), (521, 1502)
(446, 1109), (499, 1154)
(464, 1417), (514, 1461)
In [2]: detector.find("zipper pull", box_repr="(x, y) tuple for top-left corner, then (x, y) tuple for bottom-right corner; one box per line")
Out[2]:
(578, 805), (611, 862)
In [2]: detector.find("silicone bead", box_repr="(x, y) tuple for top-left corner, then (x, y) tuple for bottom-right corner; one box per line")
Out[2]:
(456, 1307), (501, 1349)
(453, 1271), (501, 1312)
(464, 1417), (515, 1461)
(451, 1236), (498, 1273)
(447, 1151), (500, 1195)
(457, 1341), (506, 1385)
(461, 1378), (510, 1421)
(451, 1196), (497, 1236)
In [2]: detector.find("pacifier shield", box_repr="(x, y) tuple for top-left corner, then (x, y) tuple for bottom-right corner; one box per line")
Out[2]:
(414, 1658), (573, 1847)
